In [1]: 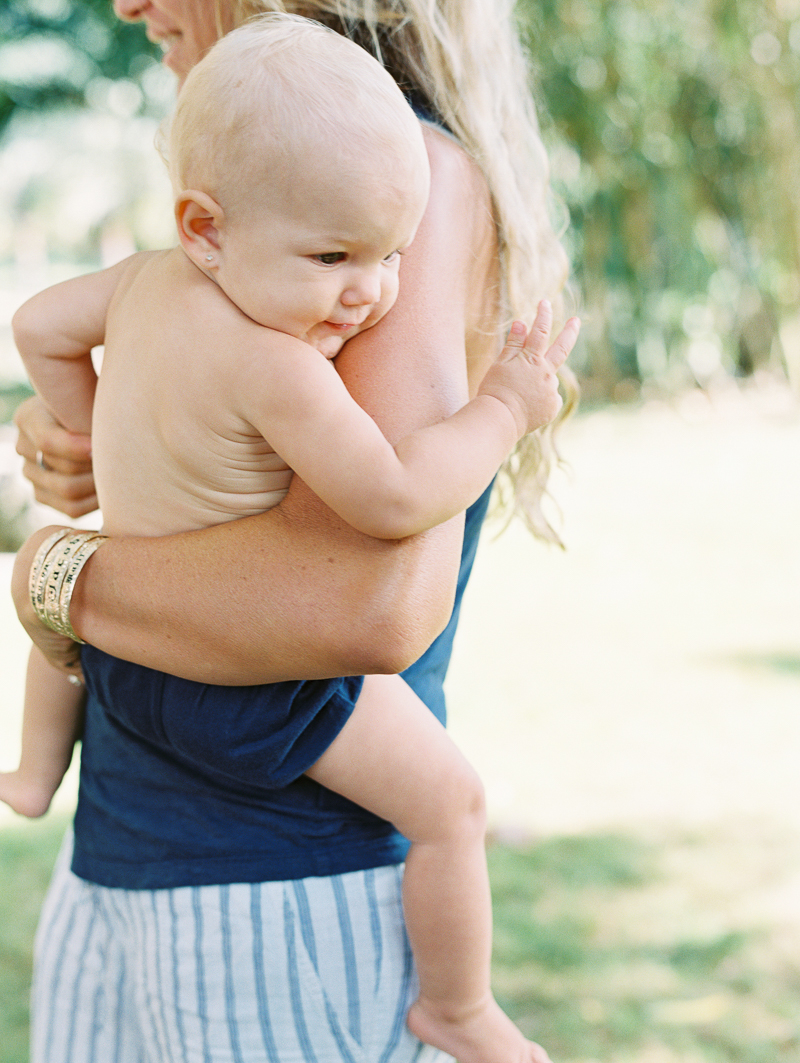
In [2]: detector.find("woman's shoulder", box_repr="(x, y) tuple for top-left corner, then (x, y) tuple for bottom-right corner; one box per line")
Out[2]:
(418, 124), (494, 247)
(421, 123), (487, 189)
(418, 123), (500, 376)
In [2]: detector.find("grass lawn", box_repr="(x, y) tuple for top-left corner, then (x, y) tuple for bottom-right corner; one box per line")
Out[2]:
(2, 382), (799, 1061)
(489, 827), (800, 1061)
(0, 818), (67, 1063)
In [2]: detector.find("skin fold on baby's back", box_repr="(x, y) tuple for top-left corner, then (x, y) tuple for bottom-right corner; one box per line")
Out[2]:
(92, 249), (293, 538)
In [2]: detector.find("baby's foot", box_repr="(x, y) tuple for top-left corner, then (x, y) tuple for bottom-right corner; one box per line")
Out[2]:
(407, 993), (552, 1063)
(0, 770), (56, 818)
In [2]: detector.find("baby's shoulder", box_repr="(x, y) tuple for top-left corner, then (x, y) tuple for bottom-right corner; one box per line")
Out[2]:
(115, 248), (169, 286)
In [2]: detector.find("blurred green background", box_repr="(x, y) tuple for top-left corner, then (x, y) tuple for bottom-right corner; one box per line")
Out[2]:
(1, 2), (800, 1062)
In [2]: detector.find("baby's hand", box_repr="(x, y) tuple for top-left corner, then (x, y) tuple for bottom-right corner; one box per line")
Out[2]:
(478, 301), (580, 438)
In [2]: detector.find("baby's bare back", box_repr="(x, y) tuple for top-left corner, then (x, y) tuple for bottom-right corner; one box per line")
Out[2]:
(93, 250), (292, 538)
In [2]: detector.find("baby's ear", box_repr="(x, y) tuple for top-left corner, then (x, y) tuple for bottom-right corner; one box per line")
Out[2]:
(175, 190), (224, 270)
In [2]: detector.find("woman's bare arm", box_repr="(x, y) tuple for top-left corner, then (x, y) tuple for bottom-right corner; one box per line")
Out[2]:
(14, 130), (497, 684)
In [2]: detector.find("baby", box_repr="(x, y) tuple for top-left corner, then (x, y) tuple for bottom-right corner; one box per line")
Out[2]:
(3, 16), (578, 1063)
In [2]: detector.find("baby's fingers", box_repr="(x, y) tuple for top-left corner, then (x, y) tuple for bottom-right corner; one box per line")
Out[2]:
(524, 299), (554, 360)
(545, 317), (581, 370)
(502, 319), (528, 353)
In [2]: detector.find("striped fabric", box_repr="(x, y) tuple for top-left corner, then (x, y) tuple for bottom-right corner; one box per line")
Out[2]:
(32, 834), (452, 1063)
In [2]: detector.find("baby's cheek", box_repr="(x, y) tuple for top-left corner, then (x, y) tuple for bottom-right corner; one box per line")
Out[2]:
(368, 290), (398, 328)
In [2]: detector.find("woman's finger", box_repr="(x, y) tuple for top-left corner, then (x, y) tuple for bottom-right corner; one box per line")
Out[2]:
(22, 461), (99, 517)
(14, 397), (93, 474)
(14, 396), (97, 514)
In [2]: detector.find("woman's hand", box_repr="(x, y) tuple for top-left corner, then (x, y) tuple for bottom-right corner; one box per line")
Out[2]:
(11, 525), (85, 679)
(14, 397), (97, 517)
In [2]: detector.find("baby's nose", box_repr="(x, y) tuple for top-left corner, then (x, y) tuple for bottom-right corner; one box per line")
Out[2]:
(342, 271), (381, 306)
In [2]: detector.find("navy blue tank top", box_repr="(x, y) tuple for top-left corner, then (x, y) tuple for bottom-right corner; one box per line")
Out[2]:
(71, 486), (491, 888)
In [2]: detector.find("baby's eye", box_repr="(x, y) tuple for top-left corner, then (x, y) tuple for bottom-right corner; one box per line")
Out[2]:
(383, 250), (401, 263)
(314, 252), (347, 265)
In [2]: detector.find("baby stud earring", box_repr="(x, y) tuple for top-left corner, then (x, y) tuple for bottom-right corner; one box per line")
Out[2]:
(205, 253), (214, 262)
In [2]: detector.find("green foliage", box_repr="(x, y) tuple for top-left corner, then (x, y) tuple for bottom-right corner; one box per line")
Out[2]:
(0, 3), (174, 300)
(0, 0), (160, 138)
(520, 0), (800, 397)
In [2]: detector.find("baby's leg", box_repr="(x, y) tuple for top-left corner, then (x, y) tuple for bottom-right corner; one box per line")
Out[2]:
(305, 673), (551, 1063)
(0, 647), (84, 818)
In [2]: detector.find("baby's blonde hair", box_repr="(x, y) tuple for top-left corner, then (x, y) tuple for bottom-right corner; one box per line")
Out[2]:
(214, 0), (576, 541)
(169, 14), (428, 221)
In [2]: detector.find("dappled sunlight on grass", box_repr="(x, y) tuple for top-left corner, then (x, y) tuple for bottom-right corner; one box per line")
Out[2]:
(445, 385), (800, 1059)
(489, 830), (800, 1062)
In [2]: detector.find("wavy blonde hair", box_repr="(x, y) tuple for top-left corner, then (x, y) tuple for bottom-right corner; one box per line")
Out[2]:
(214, 0), (576, 542)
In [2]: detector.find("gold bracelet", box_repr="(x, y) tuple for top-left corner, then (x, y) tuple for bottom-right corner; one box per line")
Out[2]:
(28, 527), (107, 643)
(31, 529), (84, 627)
(41, 532), (99, 634)
(29, 528), (72, 622)
(58, 535), (108, 643)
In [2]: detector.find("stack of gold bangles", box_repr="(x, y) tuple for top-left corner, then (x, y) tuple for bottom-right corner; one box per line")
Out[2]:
(29, 528), (108, 643)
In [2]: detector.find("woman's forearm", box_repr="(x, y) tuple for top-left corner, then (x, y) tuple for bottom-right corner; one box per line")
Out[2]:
(68, 494), (464, 683)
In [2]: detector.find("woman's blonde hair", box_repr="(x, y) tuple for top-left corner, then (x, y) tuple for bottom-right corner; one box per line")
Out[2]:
(215, 0), (576, 542)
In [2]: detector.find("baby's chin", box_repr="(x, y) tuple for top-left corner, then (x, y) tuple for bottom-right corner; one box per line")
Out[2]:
(312, 336), (347, 360)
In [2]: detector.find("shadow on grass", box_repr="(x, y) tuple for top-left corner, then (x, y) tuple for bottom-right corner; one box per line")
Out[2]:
(2, 821), (800, 1063)
(718, 653), (800, 678)
(488, 832), (800, 1062)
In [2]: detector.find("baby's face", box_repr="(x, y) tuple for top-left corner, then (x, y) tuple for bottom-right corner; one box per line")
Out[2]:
(211, 148), (429, 359)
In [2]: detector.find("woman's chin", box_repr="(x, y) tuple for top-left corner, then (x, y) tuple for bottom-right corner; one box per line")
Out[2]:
(161, 42), (192, 84)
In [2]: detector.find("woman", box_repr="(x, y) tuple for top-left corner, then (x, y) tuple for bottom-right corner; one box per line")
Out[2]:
(13, 1), (573, 1060)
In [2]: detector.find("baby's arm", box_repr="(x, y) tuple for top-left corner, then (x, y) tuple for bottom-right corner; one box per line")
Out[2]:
(12, 256), (140, 435)
(241, 301), (578, 540)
